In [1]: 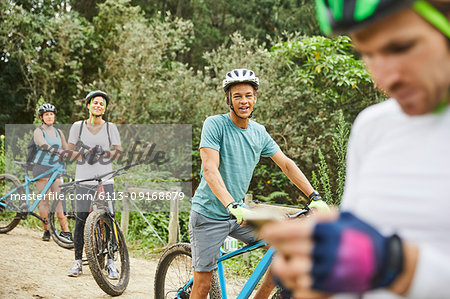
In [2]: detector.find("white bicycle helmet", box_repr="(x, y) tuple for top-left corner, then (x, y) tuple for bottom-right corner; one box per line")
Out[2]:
(38, 103), (57, 116)
(222, 68), (259, 92)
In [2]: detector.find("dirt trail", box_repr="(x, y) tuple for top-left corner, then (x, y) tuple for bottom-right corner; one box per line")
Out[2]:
(0, 226), (157, 299)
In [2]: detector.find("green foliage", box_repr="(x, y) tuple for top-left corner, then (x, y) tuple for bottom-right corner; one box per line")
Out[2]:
(117, 211), (190, 253)
(91, 1), (200, 125)
(311, 110), (350, 205)
(312, 149), (332, 203)
(0, 0), (94, 128)
(33, 96), (47, 124)
(0, 135), (4, 173)
(332, 110), (350, 201)
(131, 0), (320, 67)
(257, 191), (290, 202)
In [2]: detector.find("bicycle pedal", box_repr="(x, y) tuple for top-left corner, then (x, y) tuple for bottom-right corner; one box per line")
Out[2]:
(20, 212), (28, 220)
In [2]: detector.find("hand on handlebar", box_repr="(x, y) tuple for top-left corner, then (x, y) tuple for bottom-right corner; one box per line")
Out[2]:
(84, 145), (107, 165)
(44, 146), (66, 161)
(91, 145), (105, 156)
(307, 192), (330, 212)
(226, 202), (257, 225)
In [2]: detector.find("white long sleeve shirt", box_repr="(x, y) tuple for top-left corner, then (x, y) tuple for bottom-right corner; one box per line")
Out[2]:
(338, 99), (450, 298)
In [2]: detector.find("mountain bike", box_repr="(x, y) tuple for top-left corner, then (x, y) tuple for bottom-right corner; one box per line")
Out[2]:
(154, 206), (310, 299)
(58, 162), (138, 296)
(0, 160), (75, 249)
(49, 140), (110, 247)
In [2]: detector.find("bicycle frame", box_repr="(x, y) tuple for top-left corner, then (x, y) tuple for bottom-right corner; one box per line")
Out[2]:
(0, 163), (66, 216)
(175, 240), (272, 299)
(171, 207), (310, 299)
(70, 168), (132, 251)
(218, 240), (273, 299)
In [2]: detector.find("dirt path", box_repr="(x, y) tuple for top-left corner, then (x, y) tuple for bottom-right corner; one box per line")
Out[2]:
(0, 226), (157, 298)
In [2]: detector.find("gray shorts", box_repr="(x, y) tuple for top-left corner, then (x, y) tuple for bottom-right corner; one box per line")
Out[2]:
(189, 210), (258, 272)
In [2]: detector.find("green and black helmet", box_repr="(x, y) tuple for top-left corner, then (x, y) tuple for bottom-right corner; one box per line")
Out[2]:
(315, 0), (450, 38)
(85, 90), (110, 106)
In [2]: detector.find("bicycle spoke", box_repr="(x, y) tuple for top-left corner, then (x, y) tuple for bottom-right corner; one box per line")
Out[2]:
(154, 243), (220, 299)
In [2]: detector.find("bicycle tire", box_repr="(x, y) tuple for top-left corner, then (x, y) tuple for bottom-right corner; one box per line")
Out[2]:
(48, 187), (76, 249)
(0, 174), (24, 233)
(84, 209), (130, 296)
(154, 243), (221, 299)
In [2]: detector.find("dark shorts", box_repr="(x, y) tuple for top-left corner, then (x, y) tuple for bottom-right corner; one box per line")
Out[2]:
(189, 210), (257, 272)
(32, 164), (62, 180)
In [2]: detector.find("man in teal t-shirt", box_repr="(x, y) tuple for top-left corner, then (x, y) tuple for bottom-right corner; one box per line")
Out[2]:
(189, 68), (325, 298)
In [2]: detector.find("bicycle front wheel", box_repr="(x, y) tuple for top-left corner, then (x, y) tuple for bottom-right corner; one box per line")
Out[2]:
(48, 187), (76, 249)
(0, 174), (24, 233)
(84, 209), (130, 296)
(154, 243), (221, 299)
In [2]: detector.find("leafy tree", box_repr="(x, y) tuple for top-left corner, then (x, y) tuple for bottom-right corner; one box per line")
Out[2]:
(130, 0), (320, 68)
(71, 0), (105, 21)
(0, 0), (94, 129)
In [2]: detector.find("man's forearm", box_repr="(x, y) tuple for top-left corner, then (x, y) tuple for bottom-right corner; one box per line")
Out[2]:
(203, 166), (235, 207)
(282, 159), (315, 197)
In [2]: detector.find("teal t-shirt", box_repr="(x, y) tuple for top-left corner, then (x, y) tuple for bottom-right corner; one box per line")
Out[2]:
(192, 114), (279, 220)
(33, 127), (63, 167)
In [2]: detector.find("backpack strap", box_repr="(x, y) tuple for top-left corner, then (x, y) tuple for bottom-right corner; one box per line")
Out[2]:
(77, 120), (111, 148)
(78, 120), (84, 142)
(106, 121), (112, 148)
(38, 126), (45, 138)
(54, 127), (61, 139)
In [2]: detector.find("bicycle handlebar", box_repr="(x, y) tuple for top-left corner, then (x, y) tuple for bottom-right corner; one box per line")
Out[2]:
(286, 207), (310, 219)
(58, 162), (140, 188)
(234, 204), (311, 230)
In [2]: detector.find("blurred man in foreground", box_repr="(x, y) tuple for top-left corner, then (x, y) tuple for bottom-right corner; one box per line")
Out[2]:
(262, 1), (450, 298)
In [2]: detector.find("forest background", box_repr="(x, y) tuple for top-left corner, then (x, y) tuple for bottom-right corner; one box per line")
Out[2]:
(1, 0), (386, 246)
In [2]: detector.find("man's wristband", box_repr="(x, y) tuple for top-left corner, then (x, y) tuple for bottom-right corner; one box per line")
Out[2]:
(372, 234), (404, 288)
(308, 191), (320, 200)
(227, 202), (239, 209)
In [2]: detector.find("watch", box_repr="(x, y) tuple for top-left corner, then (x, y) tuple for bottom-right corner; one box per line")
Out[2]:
(308, 191), (320, 200)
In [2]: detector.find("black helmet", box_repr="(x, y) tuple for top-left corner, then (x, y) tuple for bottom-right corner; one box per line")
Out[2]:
(85, 90), (110, 106)
(315, 0), (450, 38)
(38, 103), (57, 116)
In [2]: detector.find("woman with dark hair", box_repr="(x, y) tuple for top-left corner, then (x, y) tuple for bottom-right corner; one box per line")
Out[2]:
(66, 91), (123, 279)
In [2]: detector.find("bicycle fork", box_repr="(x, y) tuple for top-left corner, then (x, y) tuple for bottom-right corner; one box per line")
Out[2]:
(95, 214), (120, 259)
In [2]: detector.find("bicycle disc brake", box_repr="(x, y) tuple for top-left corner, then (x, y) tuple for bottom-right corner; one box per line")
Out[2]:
(107, 239), (118, 260)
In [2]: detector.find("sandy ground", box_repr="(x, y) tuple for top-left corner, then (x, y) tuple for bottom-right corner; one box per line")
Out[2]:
(0, 226), (157, 299)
